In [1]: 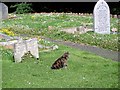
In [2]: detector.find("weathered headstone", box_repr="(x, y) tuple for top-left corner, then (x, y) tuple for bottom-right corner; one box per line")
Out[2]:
(13, 38), (39, 63)
(14, 40), (27, 63)
(0, 3), (8, 20)
(26, 38), (39, 60)
(93, 0), (110, 34)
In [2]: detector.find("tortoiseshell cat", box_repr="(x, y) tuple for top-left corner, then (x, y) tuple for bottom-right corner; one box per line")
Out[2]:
(51, 52), (69, 69)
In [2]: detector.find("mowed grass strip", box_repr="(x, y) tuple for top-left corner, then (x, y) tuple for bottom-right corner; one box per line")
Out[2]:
(2, 44), (119, 88)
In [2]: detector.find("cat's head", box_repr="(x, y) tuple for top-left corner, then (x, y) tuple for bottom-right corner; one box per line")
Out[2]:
(63, 52), (69, 58)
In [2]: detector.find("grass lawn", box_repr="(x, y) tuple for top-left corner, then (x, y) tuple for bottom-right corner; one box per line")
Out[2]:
(0, 13), (119, 88)
(1, 13), (119, 51)
(1, 44), (119, 88)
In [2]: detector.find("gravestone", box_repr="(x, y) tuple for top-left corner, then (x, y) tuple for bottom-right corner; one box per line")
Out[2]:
(0, 3), (8, 20)
(14, 38), (39, 63)
(26, 38), (39, 60)
(93, 0), (110, 34)
(14, 40), (27, 63)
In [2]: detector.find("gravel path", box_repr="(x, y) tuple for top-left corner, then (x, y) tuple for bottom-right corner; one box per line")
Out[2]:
(43, 37), (119, 62)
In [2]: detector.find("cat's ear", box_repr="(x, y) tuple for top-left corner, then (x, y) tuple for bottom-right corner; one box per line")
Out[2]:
(63, 52), (69, 57)
(66, 52), (69, 54)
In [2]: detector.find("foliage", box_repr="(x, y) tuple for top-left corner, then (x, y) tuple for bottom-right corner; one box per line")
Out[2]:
(8, 25), (34, 36)
(0, 28), (15, 36)
(1, 45), (119, 88)
(10, 2), (33, 14)
(0, 38), (6, 42)
(111, 7), (120, 15)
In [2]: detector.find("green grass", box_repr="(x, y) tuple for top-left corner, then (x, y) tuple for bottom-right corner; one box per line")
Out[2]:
(1, 44), (119, 88)
(1, 13), (118, 51)
(43, 30), (118, 51)
(0, 48), (2, 90)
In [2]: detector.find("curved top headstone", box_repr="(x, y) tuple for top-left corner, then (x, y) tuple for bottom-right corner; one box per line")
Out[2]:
(0, 3), (8, 20)
(93, 0), (110, 34)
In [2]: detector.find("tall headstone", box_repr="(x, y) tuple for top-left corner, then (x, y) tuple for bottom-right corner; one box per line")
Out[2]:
(93, 0), (110, 34)
(0, 3), (8, 20)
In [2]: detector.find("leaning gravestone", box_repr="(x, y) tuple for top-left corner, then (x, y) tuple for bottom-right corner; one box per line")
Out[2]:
(93, 0), (110, 34)
(25, 38), (39, 60)
(14, 38), (39, 63)
(0, 3), (8, 20)
(13, 39), (27, 63)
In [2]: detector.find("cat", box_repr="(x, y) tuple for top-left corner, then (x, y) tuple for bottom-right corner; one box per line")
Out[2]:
(51, 52), (69, 69)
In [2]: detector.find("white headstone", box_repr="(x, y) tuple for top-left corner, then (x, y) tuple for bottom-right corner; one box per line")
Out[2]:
(26, 38), (39, 59)
(14, 38), (39, 63)
(0, 3), (8, 20)
(14, 40), (27, 63)
(93, 0), (110, 34)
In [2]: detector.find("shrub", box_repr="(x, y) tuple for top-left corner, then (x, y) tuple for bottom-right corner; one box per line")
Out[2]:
(0, 28), (15, 36)
(10, 2), (33, 14)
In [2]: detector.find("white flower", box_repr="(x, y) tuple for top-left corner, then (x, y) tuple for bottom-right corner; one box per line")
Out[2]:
(47, 41), (50, 44)
(111, 28), (117, 32)
(83, 77), (85, 80)
(52, 45), (58, 50)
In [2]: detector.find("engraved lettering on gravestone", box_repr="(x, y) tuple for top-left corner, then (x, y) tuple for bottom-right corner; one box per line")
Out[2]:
(14, 38), (39, 63)
(93, 0), (110, 34)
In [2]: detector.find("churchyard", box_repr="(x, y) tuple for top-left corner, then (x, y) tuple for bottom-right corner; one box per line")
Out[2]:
(0, 0), (119, 88)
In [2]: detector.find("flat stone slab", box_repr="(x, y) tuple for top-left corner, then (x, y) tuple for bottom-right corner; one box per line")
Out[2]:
(0, 40), (18, 46)
(61, 27), (77, 34)
(61, 26), (93, 34)
(0, 33), (13, 40)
